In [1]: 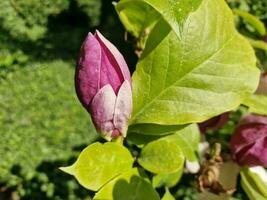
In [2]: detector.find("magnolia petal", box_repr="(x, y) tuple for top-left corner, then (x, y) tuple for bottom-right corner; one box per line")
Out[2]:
(75, 33), (101, 107)
(231, 125), (267, 156)
(231, 114), (267, 167)
(249, 166), (267, 185)
(95, 30), (131, 84)
(90, 85), (116, 141)
(97, 37), (125, 93)
(239, 114), (267, 126)
(113, 80), (132, 137)
(185, 160), (200, 174)
(240, 137), (267, 167)
(256, 72), (267, 95)
(230, 114), (267, 163)
(198, 112), (230, 134)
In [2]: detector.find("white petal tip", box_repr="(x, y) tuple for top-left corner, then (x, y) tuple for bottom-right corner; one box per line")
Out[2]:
(185, 160), (200, 174)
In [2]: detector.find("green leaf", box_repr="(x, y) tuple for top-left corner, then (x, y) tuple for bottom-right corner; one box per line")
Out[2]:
(126, 132), (163, 147)
(127, 124), (200, 161)
(141, 0), (202, 38)
(138, 139), (184, 174)
(130, 0), (259, 125)
(60, 142), (133, 191)
(162, 188), (175, 200)
(242, 94), (267, 115)
(128, 123), (186, 136)
(162, 124), (200, 161)
(115, 0), (160, 38)
(94, 168), (160, 200)
(241, 170), (266, 200)
(247, 167), (267, 198)
(152, 170), (182, 188)
(247, 38), (267, 54)
(233, 9), (266, 36)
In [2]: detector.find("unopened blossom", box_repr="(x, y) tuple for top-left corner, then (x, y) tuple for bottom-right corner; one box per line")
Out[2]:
(230, 114), (267, 167)
(256, 72), (267, 95)
(198, 112), (230, 134)
(75, 30), (132, 141)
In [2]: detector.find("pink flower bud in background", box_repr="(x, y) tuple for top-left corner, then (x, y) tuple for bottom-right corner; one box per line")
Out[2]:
(256, 72), (267, 95)
(198, 112), (230, 134)
(230, 114), (267, 167)
(75, 30), (132, 141)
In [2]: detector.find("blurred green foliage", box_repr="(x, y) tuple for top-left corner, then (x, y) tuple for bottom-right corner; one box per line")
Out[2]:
(0, 60), (97, 199)
(0, 0), (137, 199)
(0, 0), (101, 41)
(228, 0), (267, 21)
(228, 0), (267, 70)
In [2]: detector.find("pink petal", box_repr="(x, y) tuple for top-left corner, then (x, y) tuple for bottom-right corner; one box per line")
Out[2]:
(239, 137), (267, 167)
(231, 125), (267, 154)
(75, 33), (101, 108)
(198, 112), (230, 133)
(256, 72), (267, 95)
(239, 114), (267, 126)
(90, 85), (116, 140)
(95, 31), (131, 92)
(113, 80), (132, 137)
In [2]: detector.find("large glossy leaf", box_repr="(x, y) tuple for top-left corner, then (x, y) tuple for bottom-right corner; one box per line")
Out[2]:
(130, 0), (259, 125)
(142, 0), (202, 38)
(60, 142), (133, 191)
(242, 94), (267, 115)
(94, 168), (160, 200)
(138, 139), (184, 174)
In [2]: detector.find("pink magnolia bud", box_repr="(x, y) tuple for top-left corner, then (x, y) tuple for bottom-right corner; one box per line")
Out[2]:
(75, 30), (132, 141)
(230, 114), (267, 167)
(256, 72), (267, 95)
(198, 112), (230, 134)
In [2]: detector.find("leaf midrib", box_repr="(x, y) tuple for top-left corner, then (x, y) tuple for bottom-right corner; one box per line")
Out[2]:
(131, 32), (236, 124)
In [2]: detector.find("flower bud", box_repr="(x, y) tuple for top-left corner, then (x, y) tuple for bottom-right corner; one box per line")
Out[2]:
(75, 30), (132, 141)
(198, 112), (230, 134)
(256, 72), (267, 95)
(230, 114), (267, 167)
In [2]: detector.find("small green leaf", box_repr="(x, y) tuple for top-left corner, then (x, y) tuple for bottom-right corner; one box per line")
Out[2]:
(242, 94), (267, 115)
(152, 170), (182, 188)
(128, 123), (186, 136)
(241, 170), (266, 200)
(138, 139), (184, 174)
(115, 0), (160, 38)
(127, 124), (200, 161)
(233, 9), (266, 36)
(162, 188), (175, 200)
(126, 132), (163, 147)
(60, 142), (133, 191)
(162, 124), (200, 161)
(247, 38), (267, 54)
(247, 167), (267, 198)
(94, 168), (160, 200)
